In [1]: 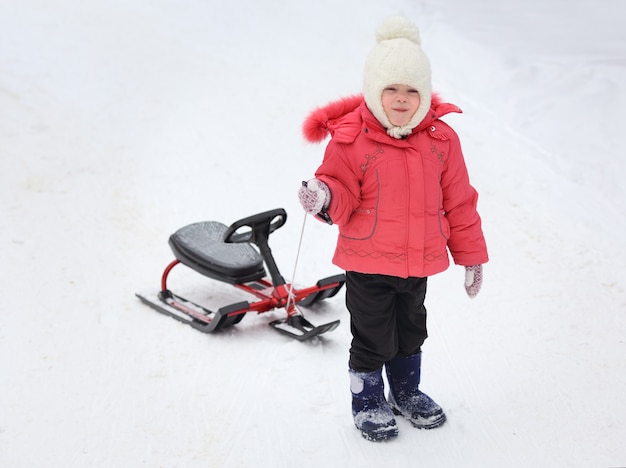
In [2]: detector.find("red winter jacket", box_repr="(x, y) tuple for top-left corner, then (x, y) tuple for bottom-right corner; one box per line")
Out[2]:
(303, 95), (488, 278)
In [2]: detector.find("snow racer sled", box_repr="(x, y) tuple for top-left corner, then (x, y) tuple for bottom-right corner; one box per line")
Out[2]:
(136, 208), (345, 341)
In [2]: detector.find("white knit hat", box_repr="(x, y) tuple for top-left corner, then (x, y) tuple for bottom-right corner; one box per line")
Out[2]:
(363, 16), (432, 139)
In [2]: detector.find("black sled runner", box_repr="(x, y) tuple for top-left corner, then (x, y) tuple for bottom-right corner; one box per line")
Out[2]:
(136, 208), (345, 341)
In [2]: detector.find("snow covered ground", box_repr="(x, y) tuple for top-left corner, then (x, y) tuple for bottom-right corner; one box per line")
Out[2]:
(2, 0), (625, 466)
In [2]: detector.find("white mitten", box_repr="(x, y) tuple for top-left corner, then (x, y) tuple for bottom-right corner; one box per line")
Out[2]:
(464, 265), (483, 298)
(297, 179), (331, 215)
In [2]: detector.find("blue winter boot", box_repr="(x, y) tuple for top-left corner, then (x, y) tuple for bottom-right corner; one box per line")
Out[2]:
(349, 368), (399, 441)
(385, 353), (447, 429)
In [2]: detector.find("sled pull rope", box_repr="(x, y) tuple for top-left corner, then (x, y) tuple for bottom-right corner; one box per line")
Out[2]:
(286, 212), (308, 313)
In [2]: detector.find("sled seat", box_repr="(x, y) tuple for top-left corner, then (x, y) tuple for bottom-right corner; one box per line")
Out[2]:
(168, 221), (266, 284)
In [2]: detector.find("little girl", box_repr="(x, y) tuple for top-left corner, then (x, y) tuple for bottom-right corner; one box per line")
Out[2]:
(298, 16), (488, 441)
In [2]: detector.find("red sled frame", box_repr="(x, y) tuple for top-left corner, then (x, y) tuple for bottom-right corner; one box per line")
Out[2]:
(136, 208), (345, 341)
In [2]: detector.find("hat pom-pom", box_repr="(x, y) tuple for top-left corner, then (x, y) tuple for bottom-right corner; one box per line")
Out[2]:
(375, 16), (421, 45)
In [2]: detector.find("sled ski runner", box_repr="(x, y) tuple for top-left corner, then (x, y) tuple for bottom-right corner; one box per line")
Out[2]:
(270, 314), (340, 341)
(136, 208), (344, 341)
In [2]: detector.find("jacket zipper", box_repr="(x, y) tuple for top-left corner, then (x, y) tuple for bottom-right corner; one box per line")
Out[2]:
(404, 154), (411, 278)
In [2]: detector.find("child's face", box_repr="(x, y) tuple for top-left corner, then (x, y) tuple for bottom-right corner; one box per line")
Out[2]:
(381, 84), (421, 127)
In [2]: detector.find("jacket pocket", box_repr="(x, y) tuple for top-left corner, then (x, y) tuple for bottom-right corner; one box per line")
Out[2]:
(439, 211), (450, 241)
(340, 207), (378, 240)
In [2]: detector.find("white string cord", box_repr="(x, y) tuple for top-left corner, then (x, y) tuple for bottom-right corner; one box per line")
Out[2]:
(286, 212), (308, 314)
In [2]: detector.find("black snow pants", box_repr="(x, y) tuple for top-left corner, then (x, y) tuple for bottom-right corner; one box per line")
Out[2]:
(346, 271), (428, 372)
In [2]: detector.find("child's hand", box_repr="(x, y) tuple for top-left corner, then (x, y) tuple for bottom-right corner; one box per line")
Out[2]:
(298, 179), (331, 215)
(464, 265), (483, 298)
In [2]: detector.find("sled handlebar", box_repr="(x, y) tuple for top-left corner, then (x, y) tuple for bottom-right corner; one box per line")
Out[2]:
(222, 208), (287, 245)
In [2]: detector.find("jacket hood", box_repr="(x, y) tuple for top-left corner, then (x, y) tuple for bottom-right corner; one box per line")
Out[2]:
(302, 93), (461, 143)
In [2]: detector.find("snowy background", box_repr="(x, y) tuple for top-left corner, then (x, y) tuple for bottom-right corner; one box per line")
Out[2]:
(2, 0), (626, 467)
